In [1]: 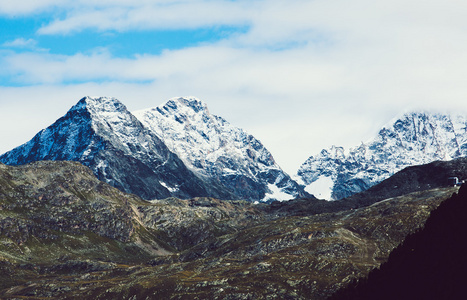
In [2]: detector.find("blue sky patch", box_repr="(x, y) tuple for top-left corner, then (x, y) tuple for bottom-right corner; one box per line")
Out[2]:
(1, 14), (248, 57)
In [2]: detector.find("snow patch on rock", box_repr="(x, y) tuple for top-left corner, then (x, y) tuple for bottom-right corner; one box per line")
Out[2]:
(306, 175), (333, 200)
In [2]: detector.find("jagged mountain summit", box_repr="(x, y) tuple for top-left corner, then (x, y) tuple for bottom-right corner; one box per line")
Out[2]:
(297, 111), (467, 200)
(0, 96), (232, 200)
(134, 97), (311, 201)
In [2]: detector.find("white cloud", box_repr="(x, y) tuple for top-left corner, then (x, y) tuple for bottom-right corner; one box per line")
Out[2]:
(36, 0), (254, 34)
(2, 0), (467, 173)
(0, 0), (66, 15)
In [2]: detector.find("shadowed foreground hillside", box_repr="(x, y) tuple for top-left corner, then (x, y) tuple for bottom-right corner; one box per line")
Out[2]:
(330, 184), (467, 300)
(0, 161), (458, 299)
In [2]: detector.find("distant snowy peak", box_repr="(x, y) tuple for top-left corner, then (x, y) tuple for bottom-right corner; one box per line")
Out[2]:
(376, 111), (467, 158)
(135, 97), (232, 163)
(135, 96), (310, 202)
(298, 111), (467, 200)
(78, 97), (151, 156)
(69, 96), (129, 122)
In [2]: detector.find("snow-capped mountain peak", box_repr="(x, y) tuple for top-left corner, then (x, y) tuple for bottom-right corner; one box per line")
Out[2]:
(0, 96), (234, 200)
(134, 96), (310, 202)
(77, 97), (144, 148)
(0, 95), (311, 202)
(297, 111), (467, 200)
(80, 96), (125, 111)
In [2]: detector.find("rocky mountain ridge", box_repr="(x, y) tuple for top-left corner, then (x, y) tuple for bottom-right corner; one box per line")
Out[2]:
(298, 111), (467, 200)
(134, 97), (310, 201)
(0, 160), (171, 264)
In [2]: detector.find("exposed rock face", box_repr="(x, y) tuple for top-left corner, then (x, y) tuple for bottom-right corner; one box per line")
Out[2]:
(297, 112), (467, 200)
(134, 97), (311, 202)
(0, 160), (172, 264)
(0, 160), (456, 299)
(0, 97), (231, 200)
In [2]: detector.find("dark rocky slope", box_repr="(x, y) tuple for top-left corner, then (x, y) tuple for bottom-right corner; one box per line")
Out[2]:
(329, 183), (467, 300)
(345, 157), (467, 207)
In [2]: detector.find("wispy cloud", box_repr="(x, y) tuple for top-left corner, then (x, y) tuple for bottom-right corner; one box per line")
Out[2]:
(3, 38), (38, 48)
(34, 1), (253, 35)
(1, 38), (50, 52)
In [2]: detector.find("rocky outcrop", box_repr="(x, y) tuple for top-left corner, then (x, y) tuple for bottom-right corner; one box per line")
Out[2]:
(346, 157), (467, 206)
(0, 161), (171, 262)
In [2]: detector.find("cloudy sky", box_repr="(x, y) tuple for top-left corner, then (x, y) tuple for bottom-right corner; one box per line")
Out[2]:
(1, 0), (467, 174)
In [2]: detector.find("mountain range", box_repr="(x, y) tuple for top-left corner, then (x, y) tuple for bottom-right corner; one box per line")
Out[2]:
(0, 96), (310, 202)
(2, 96), (467, 202)
(297, 111), (467, 199)
(0, 96), (226, 200)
